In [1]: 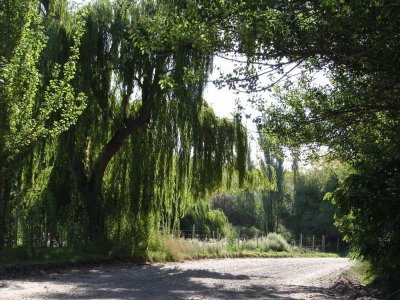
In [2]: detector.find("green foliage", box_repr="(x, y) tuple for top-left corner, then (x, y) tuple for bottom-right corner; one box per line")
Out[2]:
(4, 1), (391, 280)
(260, 138), (283, 233)
(222, 0), (400, 290)
(180, 201), (231, 238)
(330, 152), (400, 291)
(281, 165), (341, 237)
(263, 233), (291, 252)
(1, 1), (87, 157)
(70, 0), (249, 249)
(238, 226), (260, 240)
(206, 209), (231, 237)
(350, 260), (376, 287)
(0, 246), (97, 265)
(211, 161), (278, 235)
(212, 190), (265, 232)
(0, 0), (87, 250)
(231, 232), (291, 253)
(235, 189), (264, 229)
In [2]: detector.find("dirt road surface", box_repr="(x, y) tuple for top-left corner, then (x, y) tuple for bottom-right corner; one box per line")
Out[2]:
(0, 257), (369, 299)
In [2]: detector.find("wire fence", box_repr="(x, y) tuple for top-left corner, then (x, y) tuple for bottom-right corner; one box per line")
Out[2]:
(291, 233), (343, 252)
(172, 228), (222, 240)
(173, 226), (344, 253)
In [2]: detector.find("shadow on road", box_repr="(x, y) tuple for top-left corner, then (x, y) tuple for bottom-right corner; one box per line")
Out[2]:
(7, 263), (350, 299)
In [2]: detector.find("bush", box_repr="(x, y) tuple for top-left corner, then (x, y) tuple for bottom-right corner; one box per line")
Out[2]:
(147, 235), (229, 262)
(240, 239), (259, 251)
(332, 154), (400, 293)
(238, 226), (260, 239)
(180, 204), (232, 239)
(262, 233), (290, 252)
(234, 232), (291, 253)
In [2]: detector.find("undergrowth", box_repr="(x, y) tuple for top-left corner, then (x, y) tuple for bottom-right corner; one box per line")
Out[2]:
(146, 233), (338, 262)
(0, 233), (338, 266)
(351, 260), (400, 299)
(0, 246), (103, 265)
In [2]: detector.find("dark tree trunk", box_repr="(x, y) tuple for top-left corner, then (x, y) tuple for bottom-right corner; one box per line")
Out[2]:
(65, 130), (106, 247)
(0, 162), (12, 250)
(66, 114), (152, 247)
(65, 56), (164, 247)
(0, 167), (6, 250)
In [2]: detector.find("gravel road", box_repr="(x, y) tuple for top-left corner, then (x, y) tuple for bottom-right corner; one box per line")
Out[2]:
(0, 257), (359, 299)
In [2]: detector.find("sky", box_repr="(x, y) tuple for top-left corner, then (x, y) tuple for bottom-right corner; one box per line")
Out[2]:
(204, 56), (264, 163)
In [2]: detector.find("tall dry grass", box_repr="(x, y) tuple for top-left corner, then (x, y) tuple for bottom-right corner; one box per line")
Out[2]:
(147, 235), (231, 262)
(147, 232), (296, 262)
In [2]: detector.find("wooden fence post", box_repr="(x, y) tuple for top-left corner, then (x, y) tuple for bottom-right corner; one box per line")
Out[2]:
(256, 231), (259, 248)
(337, 236), (340, 252)
(300, 233), (303, 248)
(312, 234), (315, 250)
(322, 235), (325, 252)
(192, 224), (195, 239)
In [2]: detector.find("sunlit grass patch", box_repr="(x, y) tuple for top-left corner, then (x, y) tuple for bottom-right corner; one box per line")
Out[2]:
(147, 235), (231, 262)
(147, 233), (339, 262)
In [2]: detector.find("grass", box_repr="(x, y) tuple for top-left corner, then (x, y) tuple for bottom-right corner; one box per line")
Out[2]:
(0, 246), (105, 266)
(147, 236), (231, 262)
(146, 233), (339, 262)
(349, 260), (400, 299)
(0, 233), (339, 268)
(349, 260), (376, 286)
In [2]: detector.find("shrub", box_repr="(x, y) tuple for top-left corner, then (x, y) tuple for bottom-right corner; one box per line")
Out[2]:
(238, 226), (260, 239)
(262, 233), (290, 252)
(147, 234), (231, 262)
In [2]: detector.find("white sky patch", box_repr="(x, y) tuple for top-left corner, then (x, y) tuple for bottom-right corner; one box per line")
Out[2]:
(204, 56), (265, 164)
(68, 0), (91, 9)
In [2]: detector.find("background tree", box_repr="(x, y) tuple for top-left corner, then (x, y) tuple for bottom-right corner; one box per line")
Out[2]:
(282, 165), (340, 238)
(258, 127), (284, 234)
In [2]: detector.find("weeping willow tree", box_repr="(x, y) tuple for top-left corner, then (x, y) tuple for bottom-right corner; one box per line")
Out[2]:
(8, 0), (249, 254)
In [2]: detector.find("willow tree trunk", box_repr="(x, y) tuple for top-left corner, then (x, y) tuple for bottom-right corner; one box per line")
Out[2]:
(68, 117), (153, 247)
(65, 129), (106, 247)
(66, 59), (162, 247)
(0, 166), (6, 250)
(0, 162), (12, 250)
